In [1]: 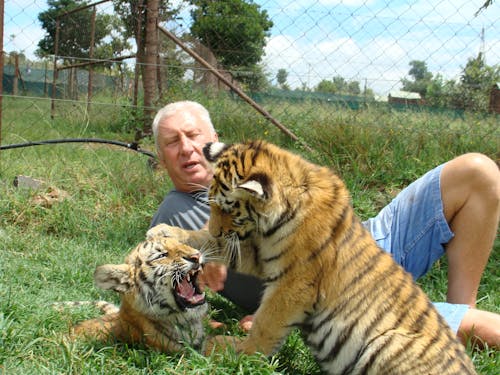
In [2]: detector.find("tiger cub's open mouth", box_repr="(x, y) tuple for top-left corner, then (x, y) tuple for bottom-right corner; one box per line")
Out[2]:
(174, 269), (206, 309)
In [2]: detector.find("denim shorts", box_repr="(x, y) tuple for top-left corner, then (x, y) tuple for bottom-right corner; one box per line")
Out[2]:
(363, 163), (468, 333)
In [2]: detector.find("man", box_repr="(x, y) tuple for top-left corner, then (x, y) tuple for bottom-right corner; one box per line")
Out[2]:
(150, 100), (500, 347)
(149, 100), (263, 319)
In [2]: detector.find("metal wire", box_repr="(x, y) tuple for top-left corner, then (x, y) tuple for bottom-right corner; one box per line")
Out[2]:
(0, 138), (156, 158)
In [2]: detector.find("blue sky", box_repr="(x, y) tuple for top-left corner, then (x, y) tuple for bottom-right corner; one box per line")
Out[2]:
(257, 0), (500, 94)
(4, 0), (500, 95)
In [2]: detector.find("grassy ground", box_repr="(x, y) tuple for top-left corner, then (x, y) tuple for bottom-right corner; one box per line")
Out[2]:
(0, 96), (498, 374)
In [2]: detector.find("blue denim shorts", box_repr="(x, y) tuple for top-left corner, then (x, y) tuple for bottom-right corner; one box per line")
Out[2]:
(363, 163), (468, 333)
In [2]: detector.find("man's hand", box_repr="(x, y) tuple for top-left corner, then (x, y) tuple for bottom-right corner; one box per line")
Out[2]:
(199, 262), (227, 292)
(239, 314), (253, 332)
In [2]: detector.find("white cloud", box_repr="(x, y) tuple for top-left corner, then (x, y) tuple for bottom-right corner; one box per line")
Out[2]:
(265, 33), (410, 94)
(4, 24), (45, 58)
(261, 0), (500, 95)
(263, 23), (499, 95)
(4, 0), (46, 58)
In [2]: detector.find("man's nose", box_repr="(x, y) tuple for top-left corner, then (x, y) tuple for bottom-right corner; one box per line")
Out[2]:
(179, 135), (194, 153)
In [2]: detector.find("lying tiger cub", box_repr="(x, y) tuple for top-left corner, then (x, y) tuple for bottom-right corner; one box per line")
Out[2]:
(68, 235), (208, 353)
(148, 140), (477, 374)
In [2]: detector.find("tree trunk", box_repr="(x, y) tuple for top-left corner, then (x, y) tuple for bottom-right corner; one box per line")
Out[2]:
(142, 0), (159, 136)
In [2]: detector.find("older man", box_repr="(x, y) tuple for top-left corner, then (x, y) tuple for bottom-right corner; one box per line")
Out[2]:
(150, 101), (263, 316)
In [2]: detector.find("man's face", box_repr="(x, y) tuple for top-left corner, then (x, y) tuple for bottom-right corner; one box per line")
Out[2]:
(157, 111), (218, 192)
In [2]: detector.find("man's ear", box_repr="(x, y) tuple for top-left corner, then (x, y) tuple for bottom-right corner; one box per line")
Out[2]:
(157, 154), (168, 170)
(94, 264), (133, 293)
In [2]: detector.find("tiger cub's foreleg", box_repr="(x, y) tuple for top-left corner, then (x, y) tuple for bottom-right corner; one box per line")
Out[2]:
(238, 279), (309, 355)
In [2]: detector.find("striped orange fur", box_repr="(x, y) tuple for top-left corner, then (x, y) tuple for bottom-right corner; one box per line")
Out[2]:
(64, 236), (208, 353)
(149, 140), (476, 374)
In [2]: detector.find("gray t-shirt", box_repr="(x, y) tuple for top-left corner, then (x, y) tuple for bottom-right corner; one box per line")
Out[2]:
(150, 190), (210, 230)
(149, 188), (264, 312)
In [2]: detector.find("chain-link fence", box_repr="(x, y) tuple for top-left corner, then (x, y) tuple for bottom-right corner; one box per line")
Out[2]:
(2, 0), (499, 149)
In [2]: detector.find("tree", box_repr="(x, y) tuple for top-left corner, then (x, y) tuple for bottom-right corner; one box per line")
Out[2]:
(331, 76), (347, 93)
(5, 51), (27, 65)
(476, 0), (495, 15)
(241, 64), (270, 92)
(347, 81), (361, 95)
(424, 73), (445, 107)
(112, 0), (177, 49)
(37, 0), (118, 100)
(421, 54), (500, 112)
(93, 16), (132, 64)
(189, 0), (273, 88)
(363, 87), (375, 100)
(37, 0), (112, 61)
(401, 60), (433, 97)
(456, 54), (500, 111)
(315, 76), (362, 96)
(315, 79), (336, 94)
(276, 68), (289, 90)
(460, 54), (498, 89)
(112, 0), (181, 135)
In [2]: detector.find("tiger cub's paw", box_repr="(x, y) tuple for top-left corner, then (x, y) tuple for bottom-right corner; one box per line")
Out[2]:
(204, 335), (244, 355)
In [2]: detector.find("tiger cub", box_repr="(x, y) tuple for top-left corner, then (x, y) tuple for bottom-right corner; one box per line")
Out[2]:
(68, 235), (208, 353)
(148, 140), (477, 374)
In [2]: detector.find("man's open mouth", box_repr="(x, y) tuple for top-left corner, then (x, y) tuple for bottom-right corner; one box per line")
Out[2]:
(183, 161), (199, 170)
(174, 269), (206, 309)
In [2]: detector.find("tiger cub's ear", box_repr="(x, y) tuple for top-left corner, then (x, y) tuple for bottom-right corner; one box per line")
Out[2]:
(238, 173), (271, 200)
(203, 142), (230, 162)
(94, 264), (133, 293)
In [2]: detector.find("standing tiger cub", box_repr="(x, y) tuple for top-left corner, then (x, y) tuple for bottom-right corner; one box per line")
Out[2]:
(148, 140), (476, 374)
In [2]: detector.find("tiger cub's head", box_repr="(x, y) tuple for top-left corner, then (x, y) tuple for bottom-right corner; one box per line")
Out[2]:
(94, 236), (207, 318)
(203, 140), (300, 241)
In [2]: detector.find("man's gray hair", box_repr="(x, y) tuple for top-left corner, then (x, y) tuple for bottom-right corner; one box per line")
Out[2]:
(152, 101), (215, 152)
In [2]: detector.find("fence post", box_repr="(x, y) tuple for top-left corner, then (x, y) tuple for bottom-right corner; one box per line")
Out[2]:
(87, 6), (96, 114)
(13, 54), (19, 95)
(51, 19), (60, 119)
(132, 0), (144, 142)
(142, 0), (159, 136)
(44, 61), (48, 97)
(0, 0), (4, 150)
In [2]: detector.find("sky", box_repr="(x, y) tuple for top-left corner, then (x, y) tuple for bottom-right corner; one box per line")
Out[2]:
(4, 0), (500, 95)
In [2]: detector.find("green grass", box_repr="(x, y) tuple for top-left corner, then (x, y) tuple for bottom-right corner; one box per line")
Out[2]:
(0, 95), (498, 374)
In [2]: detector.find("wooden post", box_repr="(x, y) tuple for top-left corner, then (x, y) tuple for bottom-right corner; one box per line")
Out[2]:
(133, 0), (144, 141)
(51, 19), (60, 119)
(133, 0), (143, 109)
(13, 53), (19, 95)
(0, 0), (4, 150)
(142, 0), (159, 135)
(87, 6), (96, 113)
(44, 60), (48, 97)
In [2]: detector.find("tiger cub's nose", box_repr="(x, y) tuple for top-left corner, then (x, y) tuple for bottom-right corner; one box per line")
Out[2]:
(184, 252), (202, 268)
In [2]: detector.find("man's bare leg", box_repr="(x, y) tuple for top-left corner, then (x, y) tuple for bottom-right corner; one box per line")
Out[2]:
(440, 153), (500, 347)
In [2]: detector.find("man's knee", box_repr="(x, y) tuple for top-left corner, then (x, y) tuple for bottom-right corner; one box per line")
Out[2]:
(441, 153), (499, 222)
(446, 153), (499, 200)
(454, 153), (499, 190)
